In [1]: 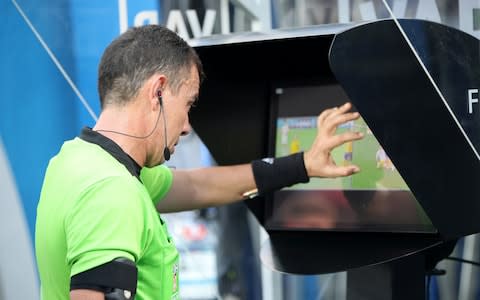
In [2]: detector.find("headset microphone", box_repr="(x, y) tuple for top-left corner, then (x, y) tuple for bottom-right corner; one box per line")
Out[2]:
(95, 91), (170, 161)
(157, 90), (171, 161)
(163, 147), (171, 161)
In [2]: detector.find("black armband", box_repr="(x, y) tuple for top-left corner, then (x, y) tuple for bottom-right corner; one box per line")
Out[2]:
(251, 152), (309, 195)
(70, 258), (137, 300)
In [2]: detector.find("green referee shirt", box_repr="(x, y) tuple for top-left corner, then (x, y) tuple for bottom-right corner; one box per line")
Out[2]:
(36, 127), (180, 300)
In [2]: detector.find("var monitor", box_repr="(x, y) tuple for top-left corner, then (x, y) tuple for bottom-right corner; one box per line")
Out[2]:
(265, 83), (437, 234)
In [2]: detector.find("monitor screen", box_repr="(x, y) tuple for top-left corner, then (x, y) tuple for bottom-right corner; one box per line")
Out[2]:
(265, 83), (436, 233)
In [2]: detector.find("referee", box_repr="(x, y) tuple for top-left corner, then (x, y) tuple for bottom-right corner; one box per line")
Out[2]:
(35, 25), (363, 300)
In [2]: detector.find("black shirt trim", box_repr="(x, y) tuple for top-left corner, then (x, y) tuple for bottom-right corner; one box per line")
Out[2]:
(79, 127), (142, 179)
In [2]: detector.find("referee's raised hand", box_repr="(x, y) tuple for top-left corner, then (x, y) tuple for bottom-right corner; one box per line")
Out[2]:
(304, 102), (364, 178)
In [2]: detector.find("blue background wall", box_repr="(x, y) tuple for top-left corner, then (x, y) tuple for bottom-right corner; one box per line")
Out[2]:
(0, 0), (159, 297)
(1, 0), (161, 244)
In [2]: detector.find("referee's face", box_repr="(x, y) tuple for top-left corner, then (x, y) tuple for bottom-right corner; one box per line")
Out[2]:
(150, 65), (199, 165)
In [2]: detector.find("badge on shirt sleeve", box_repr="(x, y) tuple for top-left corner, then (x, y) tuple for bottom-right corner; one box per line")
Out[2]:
(172, 263), (179, 292)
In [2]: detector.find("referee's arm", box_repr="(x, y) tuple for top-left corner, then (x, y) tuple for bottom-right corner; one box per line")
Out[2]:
(71, 289), (104, 299)
(155, 103), (362, 213)
(156, 164), (256, 213)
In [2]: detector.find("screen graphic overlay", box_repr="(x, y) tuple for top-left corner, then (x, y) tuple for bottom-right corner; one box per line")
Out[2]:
(266, 84), (436, 233)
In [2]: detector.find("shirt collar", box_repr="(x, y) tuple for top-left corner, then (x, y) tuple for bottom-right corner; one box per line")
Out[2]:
(79, 127), (142, 179)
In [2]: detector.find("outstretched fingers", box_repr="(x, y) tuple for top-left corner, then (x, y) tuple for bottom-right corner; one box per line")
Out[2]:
(317, 102), (351, 125)
(326, 131), (364, 150)
(325, 164), (361, 177)
(318, 103), (360, 133)
(318, 102), (351, 122)
(325, 113), (360, 134)
(305, 102), (365, 178)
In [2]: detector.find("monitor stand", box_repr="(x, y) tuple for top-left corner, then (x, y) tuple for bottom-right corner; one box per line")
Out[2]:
(348, 240), (457, 300)
(347, 254), (425, 300)
(260, 234), (456, 299)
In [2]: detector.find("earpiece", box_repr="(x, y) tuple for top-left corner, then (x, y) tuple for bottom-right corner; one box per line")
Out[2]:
(157, 90), (163, 106)
(156, 89), (170, 161)
(96, 89), (170, 162)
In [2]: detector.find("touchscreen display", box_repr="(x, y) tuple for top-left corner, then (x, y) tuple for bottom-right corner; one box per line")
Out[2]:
(266, 84), (436, 233)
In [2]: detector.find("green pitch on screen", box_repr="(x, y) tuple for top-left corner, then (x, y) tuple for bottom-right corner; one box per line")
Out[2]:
(276, 117), (409, 191)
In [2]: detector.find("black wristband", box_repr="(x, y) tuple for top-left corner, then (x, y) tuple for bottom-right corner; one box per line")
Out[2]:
(251, 152), (310, 195)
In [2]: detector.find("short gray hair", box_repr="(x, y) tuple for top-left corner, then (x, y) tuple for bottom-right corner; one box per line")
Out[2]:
(98, 25), (203, 108)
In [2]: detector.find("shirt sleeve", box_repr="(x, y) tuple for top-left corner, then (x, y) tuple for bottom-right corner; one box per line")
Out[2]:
(65, 176), (145, 277)
(140, 165), (173, 205)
